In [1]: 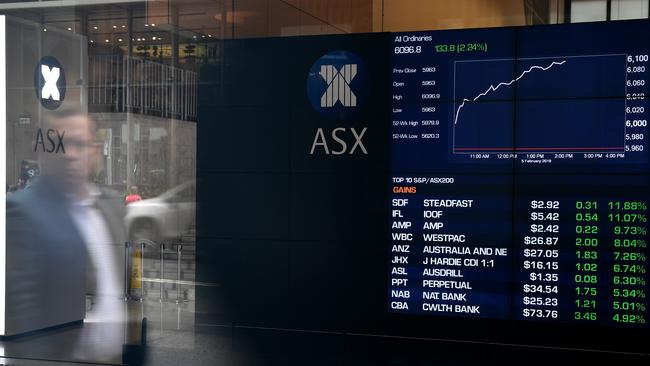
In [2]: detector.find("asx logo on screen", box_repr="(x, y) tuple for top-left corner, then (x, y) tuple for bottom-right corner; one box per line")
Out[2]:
(306, 51), (369, 155)
(34, 56), (66, 110)
(317, 64), (358, 107)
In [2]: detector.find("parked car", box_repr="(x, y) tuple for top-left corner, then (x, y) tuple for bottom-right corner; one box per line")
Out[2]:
(125, 180), (196, 244)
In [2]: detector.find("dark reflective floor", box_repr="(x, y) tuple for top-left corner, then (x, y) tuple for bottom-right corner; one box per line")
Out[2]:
(0, 300), (193, 365)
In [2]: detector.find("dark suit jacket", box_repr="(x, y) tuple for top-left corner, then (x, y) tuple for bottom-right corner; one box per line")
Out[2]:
(5, 177), (125, 335)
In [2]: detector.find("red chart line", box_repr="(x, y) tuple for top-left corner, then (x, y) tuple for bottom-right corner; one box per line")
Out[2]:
(454, 147), (625, 151)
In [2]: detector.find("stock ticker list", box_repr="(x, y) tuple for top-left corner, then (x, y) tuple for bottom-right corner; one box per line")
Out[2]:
(388, 21), (650, 327)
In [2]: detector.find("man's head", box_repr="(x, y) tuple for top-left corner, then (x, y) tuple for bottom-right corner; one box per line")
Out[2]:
(38, 108), (97, 194)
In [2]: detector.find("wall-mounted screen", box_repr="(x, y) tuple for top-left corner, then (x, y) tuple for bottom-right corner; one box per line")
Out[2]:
(389, 21), (649, 328)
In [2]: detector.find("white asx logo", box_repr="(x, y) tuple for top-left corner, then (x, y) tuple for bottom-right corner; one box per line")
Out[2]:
(306, 51), (369, 155)
(306, 50), (367, 119)
(41, 65), (61, 101)
(35, 56), (66, 110)
(319, 64), (357, 107)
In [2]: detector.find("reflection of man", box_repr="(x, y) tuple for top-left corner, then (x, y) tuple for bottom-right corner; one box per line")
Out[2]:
(6, 109), (127, 362)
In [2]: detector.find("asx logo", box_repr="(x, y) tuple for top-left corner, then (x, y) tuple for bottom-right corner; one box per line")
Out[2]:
(34, 56), (66, 110)
(41, 65), (61, 101)
(306, 51), (368, 119)
(306, 51), (369, 155)
(318, 64), (357, 107)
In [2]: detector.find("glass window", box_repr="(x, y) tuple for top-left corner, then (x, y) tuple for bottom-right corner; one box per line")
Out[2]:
(0, 1), (645, 365)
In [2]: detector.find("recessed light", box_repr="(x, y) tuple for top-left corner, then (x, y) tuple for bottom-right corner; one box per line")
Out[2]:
(152, 36), (157, 40)
(208, 34), (212, 37)
(112, 25), (117, 29)
(193, 35), (197, 39)
(144, 24), (149, 27)
(93, 26), (98, 30)
(122, 25), (126, 28)
(151, 24), (156, 27)
(67, 27), (72, 31)
(90, 40), (94, 43)
(43, 28), (47, 32)
(105, 39), (110, 43)
(118, 38), (123, 42)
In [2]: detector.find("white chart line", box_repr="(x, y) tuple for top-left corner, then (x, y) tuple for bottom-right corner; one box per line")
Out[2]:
(453, 60), (567, 125)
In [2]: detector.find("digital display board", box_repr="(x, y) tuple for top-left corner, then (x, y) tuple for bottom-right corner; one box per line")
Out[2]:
(389, 21), (649, 328)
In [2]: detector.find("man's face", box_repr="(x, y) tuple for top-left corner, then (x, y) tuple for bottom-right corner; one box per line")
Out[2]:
(39, 114), (97, 190)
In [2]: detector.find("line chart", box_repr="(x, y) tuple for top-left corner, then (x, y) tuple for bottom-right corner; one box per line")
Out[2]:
(453, 60), (566, 125)
(452, 55), (627, 154)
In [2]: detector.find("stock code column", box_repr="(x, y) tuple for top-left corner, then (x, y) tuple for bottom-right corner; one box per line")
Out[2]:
(388, 175), (513, 319)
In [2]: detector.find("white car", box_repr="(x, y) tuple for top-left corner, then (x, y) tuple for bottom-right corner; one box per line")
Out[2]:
(125, 180), (196, 244)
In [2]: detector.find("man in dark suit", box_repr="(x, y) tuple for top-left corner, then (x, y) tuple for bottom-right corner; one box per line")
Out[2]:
(5, 109), (133, 363)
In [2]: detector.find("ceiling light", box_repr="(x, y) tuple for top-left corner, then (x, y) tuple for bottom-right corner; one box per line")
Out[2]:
(151, 24), (156, 27)
(118, 38), (123, 42)
(144, 24), (149, 27)
(93, 26), (98, 30)
(112, 25), (117, 29)
(105, 39), (110, 43)
(121, 25), (126, 28)
(43, 28), (47, 32)
(67, 27), (72, 31)
(152, 36), (157, 40)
